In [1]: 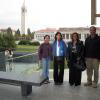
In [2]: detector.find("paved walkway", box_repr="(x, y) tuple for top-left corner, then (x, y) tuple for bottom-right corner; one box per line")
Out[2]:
(0, 69), (100, 100)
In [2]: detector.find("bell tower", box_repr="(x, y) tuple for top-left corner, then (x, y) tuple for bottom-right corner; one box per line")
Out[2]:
(21, 0), (27, 34)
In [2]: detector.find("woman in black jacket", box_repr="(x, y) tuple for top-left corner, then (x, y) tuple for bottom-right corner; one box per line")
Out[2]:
(67, 32), (85, 86)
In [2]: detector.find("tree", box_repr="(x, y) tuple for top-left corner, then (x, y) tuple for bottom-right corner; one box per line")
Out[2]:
(26, 28), (34, 40)
(31, 32), (35, 39)
(0, 33), (5, 49)
(27, 28), (31, 35)
(14, 29), (21, 40)
(7, 27), (12, 35)
(0, 31), (16, 50)
(4, 32), (16, 49)
(16, 29), (20, 35)
(21, 34), (26, 40)
(26, 34), (32, 40)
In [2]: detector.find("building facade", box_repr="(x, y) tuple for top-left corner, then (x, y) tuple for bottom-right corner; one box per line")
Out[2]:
(34, 28), (57, 44)
(59, 27), (100, 42)
(34, 27), (100, 44)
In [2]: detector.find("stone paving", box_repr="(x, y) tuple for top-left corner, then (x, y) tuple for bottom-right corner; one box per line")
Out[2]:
(0, 69), (100, 100)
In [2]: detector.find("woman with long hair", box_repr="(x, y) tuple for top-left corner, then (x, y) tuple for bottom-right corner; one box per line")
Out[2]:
(67, 32), (85, 86)
(52, 32), (67, 85)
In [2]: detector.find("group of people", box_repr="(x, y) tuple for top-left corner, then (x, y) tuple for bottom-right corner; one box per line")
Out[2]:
(38, 26), (100, 88)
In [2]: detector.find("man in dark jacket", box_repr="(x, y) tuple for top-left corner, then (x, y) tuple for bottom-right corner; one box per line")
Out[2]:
(84, 26), (100, 88)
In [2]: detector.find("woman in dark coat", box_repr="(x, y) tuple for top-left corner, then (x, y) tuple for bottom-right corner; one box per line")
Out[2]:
(67, 32), (85, 86)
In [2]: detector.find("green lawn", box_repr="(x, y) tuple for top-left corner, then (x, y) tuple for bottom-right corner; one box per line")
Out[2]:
(15, 45), (39, 52)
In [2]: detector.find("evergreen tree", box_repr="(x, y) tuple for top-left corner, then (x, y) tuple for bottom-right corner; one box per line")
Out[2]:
(7, 27), (12, 34)
(27, 28), (31, 35)
(15, 29), (21, 40)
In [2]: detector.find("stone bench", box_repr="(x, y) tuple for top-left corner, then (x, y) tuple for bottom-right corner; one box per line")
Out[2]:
(0, 71), (47, 96)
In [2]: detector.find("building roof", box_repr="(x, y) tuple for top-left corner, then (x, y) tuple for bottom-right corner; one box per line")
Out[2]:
(35, 28), (58, 33)
(58, 27), (100, 33)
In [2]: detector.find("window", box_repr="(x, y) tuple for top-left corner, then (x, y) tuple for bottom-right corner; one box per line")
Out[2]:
(66, 34), (69, 39)
(62, 34), (65, 39)
(78, 34), (81, 39)
(84, 34), (89, 39)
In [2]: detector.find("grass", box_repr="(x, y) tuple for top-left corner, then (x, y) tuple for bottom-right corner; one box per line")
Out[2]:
(15, 45), (39, 52)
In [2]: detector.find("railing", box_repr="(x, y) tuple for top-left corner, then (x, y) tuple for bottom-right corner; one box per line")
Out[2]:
(6, 52), (36, 59)
(0, 52), (41, 74)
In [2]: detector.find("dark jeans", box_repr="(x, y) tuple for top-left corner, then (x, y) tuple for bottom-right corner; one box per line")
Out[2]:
(53, 56), (65, 84)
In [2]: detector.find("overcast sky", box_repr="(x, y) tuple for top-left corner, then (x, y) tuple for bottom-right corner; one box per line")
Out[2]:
(0, 0), (100, 31)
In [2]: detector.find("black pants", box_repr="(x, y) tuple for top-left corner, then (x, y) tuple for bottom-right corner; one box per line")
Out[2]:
(53, 57), (64, 84)
(69, 67), (82, 85)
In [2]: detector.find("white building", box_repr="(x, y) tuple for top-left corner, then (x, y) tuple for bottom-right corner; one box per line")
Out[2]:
(34, 27), (100, 44)
(34, 28), (57, 44)
(58, 27), (100, 42)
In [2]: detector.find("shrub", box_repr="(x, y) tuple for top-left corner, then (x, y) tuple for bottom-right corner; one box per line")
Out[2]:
(18, 40), (31, 45)
(32, 41), (40, 46)
(18, 40), (40, 46)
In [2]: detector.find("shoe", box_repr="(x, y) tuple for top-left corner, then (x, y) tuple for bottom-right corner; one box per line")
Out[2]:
(44, 79), (50, 84)
(44, 81), (50, 84)
(84, 82), (92, 86)
(46, 80), (50, 83)
(92, 82), (97, 88)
